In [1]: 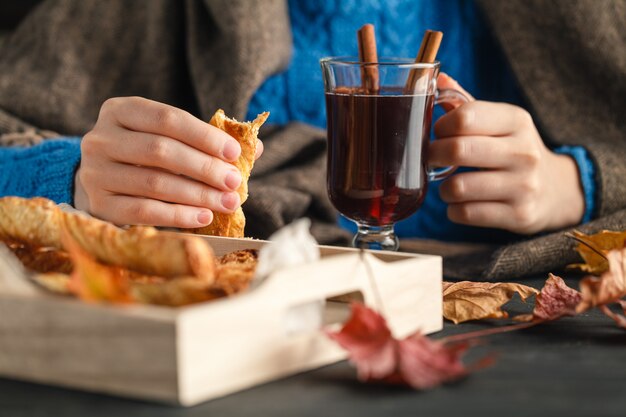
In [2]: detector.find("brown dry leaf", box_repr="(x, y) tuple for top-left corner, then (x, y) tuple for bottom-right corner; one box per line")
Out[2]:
(443, 281), (538, 324)
(568, 230), (626, 275)
(577, 248), (626, 313)
(599, 304), (626, 329)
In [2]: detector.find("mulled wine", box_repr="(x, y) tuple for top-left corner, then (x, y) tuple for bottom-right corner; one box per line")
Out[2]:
(326, 88), (434, 226)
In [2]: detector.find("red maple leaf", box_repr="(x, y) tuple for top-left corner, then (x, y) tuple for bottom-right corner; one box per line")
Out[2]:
(392, 333), (472, 389)
(533, 274), (582, 321)
(325, 302), (396, 380)
(326, 302), (491, 389)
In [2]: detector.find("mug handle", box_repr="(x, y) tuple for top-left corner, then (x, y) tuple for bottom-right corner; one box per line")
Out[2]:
(427, 88), (471, 181)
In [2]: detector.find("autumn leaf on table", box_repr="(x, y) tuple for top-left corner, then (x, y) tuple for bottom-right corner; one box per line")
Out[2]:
(568, 230), (626, 275)
(325, 302), (396, 380)
(577, 248), (626, 328)
(599, 301), (626, 329)
(515, 274), (582, 322)
(61, 226), (133, 303)
(326, 303), (492, 390)
(393, 333), (494, 390)
(442, 281), (538, 324)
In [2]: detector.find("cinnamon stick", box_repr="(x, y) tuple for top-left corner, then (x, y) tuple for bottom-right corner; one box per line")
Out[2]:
(417, 29), (443, 63)
(357, 24), (379, 93)
(405, 29), (443, 93)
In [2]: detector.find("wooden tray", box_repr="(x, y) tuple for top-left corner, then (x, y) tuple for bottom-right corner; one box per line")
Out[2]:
(0, 236), (442, 406)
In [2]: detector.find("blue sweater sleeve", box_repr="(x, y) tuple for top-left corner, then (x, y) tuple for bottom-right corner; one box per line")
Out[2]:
(554, 145), (596, 223)
(0, 137), (82, 204)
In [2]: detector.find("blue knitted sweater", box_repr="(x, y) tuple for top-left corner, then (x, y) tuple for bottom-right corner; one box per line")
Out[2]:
(0, 138), (81, 204)
(248, 0), (596, 242)
(0, 0), (595, 242)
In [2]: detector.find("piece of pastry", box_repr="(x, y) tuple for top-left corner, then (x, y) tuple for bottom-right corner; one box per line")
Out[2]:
(192, 109), (269, 238)
(0, 197), (216, 282)
(32, 273), (73, 295)
(215, 249), (258, 294)
(5, 241), (73, 274)
(61, 213), (215, 281)
(0, 197), (63, 249)
(33, 249), (259, 306)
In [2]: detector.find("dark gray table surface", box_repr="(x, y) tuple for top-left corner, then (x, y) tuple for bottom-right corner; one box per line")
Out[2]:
(1, 275), (625, 417)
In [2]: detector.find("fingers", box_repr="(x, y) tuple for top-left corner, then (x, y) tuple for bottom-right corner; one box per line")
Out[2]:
(434, 101), (533, 138)
(447, 201), (539, 234)
(436, 73), (475, 112)
(93, 163), (240, 213)
(428, 136), (516, 169)
(100, 97), (241, 161)
(448, 202), (514, 229)
(100, 127), (242, 191)
(428, 135), (542, 170)
(94, 195), (214, 228)
(79, 97), (261, 228)
(255, 139), (264, 160)
(439, 171), (539, 204)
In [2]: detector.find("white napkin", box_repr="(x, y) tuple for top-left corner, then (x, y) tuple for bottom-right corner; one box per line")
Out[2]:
(253, 218), (325, 336)
(254, 218), (320, 279)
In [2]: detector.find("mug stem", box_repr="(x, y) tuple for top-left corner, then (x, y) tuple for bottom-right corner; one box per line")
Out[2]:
(353, 224), (399, 251)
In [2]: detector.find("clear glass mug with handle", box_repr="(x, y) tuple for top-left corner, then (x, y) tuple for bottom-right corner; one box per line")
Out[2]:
(320, 57), (469, 251)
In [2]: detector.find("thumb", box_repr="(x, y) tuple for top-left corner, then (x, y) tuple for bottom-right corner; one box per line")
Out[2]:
(437, 73), (475, 111)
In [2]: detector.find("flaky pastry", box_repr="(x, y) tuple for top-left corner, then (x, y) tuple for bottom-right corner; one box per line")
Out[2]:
(192, 109), (269, 238)
(1, 197), (262, 307)
(0, 197), (215, 282)
(6, 241), (73, 274)
(0, 197), (62, 248)
(31, 249), (259, 306)
(215, 249), (258, 294)
(62, 215), (214, 280)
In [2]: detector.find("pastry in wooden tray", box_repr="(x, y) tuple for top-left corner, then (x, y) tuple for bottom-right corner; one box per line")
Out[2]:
(0, 196), (258, 306)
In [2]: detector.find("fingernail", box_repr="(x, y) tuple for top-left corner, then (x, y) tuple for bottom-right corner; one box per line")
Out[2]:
(222, 141), (241, 161)
(225, 170), (242, 190)
(221, 192), (240, 211)
(197, 210), (213, 225)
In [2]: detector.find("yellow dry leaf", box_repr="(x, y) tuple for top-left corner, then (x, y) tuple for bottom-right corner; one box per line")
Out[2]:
(568, 230), (626, 275)
(442, 281), (539, 324)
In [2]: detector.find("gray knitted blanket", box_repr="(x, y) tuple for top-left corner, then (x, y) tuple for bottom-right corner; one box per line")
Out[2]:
(0, 0), (624, 280)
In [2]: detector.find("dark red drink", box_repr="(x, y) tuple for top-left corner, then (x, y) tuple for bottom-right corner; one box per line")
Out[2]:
(326, 88), (434, 226)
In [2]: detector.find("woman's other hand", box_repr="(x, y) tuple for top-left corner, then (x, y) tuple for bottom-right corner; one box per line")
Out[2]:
(74, 97), (263, 228)
(429, 74), (585, 234)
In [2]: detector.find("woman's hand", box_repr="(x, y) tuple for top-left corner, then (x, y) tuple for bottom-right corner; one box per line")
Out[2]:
(74, 97), (263, 228)
(429, 74), (585, 234)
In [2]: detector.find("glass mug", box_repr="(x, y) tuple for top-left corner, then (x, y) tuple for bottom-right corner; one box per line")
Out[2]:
(320, 57), (469, 251)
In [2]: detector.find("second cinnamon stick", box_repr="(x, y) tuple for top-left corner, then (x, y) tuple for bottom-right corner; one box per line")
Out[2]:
(357, 24), (379, 93)
(405, 29), (443, 93)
